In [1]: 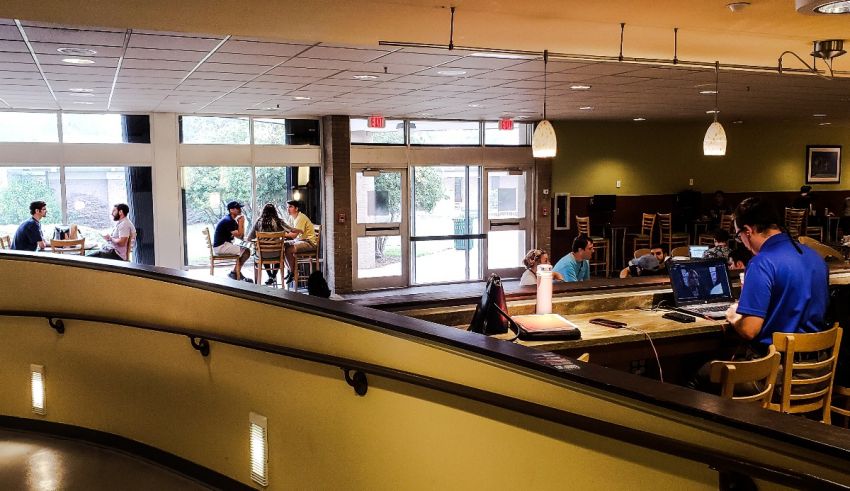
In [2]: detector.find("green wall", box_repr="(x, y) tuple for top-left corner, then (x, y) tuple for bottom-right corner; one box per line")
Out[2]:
(550, 120), (850, 196)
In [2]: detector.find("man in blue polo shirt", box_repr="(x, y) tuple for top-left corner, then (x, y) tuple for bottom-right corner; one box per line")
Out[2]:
(726, 197), (829, 353)
(11, 201), (48, 251)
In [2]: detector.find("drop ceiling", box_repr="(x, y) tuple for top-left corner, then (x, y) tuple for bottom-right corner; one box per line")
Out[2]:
(0, 4), (849, 124)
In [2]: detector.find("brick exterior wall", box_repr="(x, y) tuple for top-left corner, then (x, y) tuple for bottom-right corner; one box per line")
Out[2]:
(321, 115), (353, 293)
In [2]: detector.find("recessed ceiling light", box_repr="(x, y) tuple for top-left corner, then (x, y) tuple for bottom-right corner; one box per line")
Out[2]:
(819, 122), (832, 125)
(816, 0), (850, 13)
(57, 47), (97, 56)
(67, 92), (94, 97)
(579, 106), (594, 110)
(726, 2), (751, 12)
(706, 110), (720, 114)
(797, 0), (850, 15)
(352, 74), (379, 80)
(699, 90), (718, 95)
(467, 103), (483, 108)
(570, 85), (591, 90)
(469, 52), (534, 60)
(62, 58), (95, 65)
(72, 101), (94, 105)
(732, 120), (744, 124)
(437, 70), (467, 76)
(633, 117), (646, 121)
(813, 113), (828, 117)
(68, 88), (93, 93)
(292, 96), (311, 100)
(515, 115), (530, 119)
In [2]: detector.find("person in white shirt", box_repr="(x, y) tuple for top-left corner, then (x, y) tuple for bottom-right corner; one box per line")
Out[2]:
(283, 200), (316, 285)
(520, 249), (564, 286)
(89, 203), (136, 261)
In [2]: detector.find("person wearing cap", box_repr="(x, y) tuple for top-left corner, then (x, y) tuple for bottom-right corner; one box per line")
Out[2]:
(282, 200), (317, 285)
(213, 201), (252, 282)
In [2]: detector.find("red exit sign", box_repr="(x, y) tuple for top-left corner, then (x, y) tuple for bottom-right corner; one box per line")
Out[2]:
(498, 118), (514, 130)
(367, 115), (385, 128)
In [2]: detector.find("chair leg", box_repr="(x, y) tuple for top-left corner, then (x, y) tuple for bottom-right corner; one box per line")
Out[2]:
(210, 262), (214, 276)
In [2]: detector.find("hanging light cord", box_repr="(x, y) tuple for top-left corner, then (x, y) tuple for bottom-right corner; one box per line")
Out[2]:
(714, 60), (719, 122)
(543, 49), (549, 119)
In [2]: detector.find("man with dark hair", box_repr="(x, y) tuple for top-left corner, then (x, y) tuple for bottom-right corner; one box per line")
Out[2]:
(283, 199), (317, 285)
(552, 234), (594, 282)
(11, 200), (48, 251)
(213, 201), (252, 281)
(726, 197), (828, 351)
(702, 229), (731, 259)
(89, 203), (136, 261)
(628, 244), (668, 276)
(727, 246), (752, 270)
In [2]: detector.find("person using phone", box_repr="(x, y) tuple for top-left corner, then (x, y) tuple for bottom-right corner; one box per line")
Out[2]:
(213, 201), (252, 282)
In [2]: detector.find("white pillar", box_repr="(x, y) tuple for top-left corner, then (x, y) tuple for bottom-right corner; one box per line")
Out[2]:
(150, 113), (182, 269)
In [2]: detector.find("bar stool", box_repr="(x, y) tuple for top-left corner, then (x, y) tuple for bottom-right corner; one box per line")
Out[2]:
(698, 214), (734, 246)
(657, 212), (689, 251)
(575, 216), (610, 277)
(628, 213), (656, 261)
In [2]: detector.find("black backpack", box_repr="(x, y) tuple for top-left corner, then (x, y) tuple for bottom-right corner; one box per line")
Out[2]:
(307, 271), (331, 298)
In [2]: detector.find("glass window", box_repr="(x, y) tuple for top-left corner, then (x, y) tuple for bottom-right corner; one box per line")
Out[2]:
(357, 236), (402, 279)
(409, 120), (480, 146)
(253, 118), (288, 145)
(413, 239), (481, 284)
(488, 172), (527, 219)
(357, 171), (402, 224)
(0, 166), (61, 240)
(0, 112), (58, 143)
(484, 121), (532, 146)
(488, 230), (526, 269)
(255, 167), (289, 210)
(64, 167), (129, 248)
(62, 114), (151, 143)
(350, 118), (405, 145)
(179, 116), (250, 144)
(182, 166), (252, 266)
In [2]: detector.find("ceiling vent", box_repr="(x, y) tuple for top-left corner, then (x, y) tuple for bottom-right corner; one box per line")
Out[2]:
(796, 0), (850, 14)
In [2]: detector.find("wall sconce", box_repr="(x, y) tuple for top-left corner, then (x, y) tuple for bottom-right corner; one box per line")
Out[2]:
(249, 412), (269, 486)
(31, 364), (45, 415)
(292, 188), (302, 201)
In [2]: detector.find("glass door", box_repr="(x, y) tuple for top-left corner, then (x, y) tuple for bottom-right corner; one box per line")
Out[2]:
(352, 168), (409, 289)
(484, 168), (531, 279)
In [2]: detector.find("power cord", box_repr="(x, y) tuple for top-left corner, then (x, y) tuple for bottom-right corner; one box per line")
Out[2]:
(624, 325), (664, 383)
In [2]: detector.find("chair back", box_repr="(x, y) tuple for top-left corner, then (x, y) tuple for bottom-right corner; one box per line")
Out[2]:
(125, 233), (136, 262)
(670, 246), (691, 258)
(255, 231), (287, 258)
(575, 216), (591, 236)
(784, 208), (806, 239)
(49, 238), (86, 255)
(633, 248), (650, 259)
(657, 212), (672, 239)
(798, 236), (843, 261)
(771, 325), (843, 423)
(0, 235), (10, 250)
(618, 267), (630, 278)
(710, 345), (780, 408)
(639, 213), (656, 236)
(719, 214), (734, 233)
(202, 227), (215, 257)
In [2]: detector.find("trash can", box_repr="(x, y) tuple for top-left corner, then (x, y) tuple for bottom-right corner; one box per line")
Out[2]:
(453, 218), (469, 250)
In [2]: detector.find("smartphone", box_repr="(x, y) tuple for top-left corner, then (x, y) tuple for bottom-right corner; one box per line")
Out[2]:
(589, 318), (627, 328)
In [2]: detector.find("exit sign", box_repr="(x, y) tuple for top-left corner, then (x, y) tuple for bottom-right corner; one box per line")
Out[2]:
(368, 115), (385, 128)
(498, 118), (514, 130)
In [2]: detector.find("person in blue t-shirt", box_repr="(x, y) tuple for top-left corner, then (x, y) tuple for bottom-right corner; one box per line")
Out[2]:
(725, 197), (829, 352)
(213, 201), (252, 282)
(11, 200), (48, 252)
(552, 234), (594, 282)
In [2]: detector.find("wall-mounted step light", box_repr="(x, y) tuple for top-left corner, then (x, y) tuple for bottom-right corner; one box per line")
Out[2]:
(249, 412), (269, 487)
(31, 364), (46, 415)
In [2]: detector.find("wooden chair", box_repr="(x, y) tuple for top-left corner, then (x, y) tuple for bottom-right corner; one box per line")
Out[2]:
(670, 246), (691, 258)
(804, 213), (824, 242)
(769, 326), (843, 424)
(698, 214), (734, 246)
(657, 213), (690, 251)
(253, 231), (287, 286)
(710, 345), (781, 409)
(629, 213), (656, 257)
(618, 267), (630, 278)
(633, 248), (650, 259)
(784, 208), (806, 240)
(0, 235), (10, 249)
(798, 236), (843, 261)
(202, 227), (240, 277)
(833, 386), (850, 427)
(294, 225), (322, 290)
(575, 216), (610, 277)
(125, 232), (136, 262)
(576, 353), (590, 362)
(49, 238), (86, 255)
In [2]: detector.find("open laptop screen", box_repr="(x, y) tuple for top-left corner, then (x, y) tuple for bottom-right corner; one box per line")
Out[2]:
(688, 245), (709, 258)
(668, 257), (733, 305)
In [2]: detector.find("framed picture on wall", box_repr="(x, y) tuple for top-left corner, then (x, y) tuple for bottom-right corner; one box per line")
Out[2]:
(806, 145), (841, 183)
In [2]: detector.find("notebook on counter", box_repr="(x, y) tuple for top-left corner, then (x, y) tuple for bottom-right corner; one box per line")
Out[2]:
(667, 257), (734, 320)
(510, 313), (582, 341)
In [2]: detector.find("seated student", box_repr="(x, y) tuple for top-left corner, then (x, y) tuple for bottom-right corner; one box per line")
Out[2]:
(282, 200), (317, 285)
(11, 201), (48, 251)
(552, 235), (594, 282)
(213, 201), (252, 282)
(520, 249), (564, 286)
(628, 244), (669, 276)
(247, 203), (294, 285)
(727, 246), (752, 271)
(702, 229), (731, 260)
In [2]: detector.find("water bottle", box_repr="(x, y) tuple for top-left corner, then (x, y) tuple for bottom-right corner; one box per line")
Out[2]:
(536, 264), (553, 315)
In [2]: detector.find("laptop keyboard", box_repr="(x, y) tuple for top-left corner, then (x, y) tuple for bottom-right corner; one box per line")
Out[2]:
(687, 304), (731, 314)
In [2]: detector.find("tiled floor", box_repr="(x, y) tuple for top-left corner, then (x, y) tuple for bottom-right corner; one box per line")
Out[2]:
(0, 428), (210, 490)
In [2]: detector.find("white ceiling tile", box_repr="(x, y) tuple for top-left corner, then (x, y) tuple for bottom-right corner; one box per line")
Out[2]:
(0, 40), (27, 53)
(195, 62), (271, 75)
(371, 52), (462, 66)
(299, 46), (390, 62)
(219, 40), (311, 57)
(129, 33), (223, 51)
(124, 47), (207, 62)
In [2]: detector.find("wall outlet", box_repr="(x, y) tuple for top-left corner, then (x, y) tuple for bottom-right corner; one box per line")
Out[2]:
(689, 178), (694, 186)
(616, 180), (621, 188)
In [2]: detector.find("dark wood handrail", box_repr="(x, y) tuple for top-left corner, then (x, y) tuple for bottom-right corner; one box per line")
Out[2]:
(1, 251), (850, 470)
(0, 307), (848, 488)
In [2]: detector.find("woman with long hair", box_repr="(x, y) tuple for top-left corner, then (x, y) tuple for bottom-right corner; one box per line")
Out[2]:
(247, 203), (293, 285)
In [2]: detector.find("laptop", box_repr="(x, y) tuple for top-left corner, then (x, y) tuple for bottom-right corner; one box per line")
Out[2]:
(688, 245), (709, 258)
(667, 257), (734, 319)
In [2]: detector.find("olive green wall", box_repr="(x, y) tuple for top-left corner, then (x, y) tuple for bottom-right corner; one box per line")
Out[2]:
(550, 120), (850, 196)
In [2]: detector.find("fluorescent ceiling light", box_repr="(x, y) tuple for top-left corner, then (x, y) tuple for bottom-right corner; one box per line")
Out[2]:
(292, 96), (311, 100)
(57, 47), (97, 56)
(700, 90), (718, 95)
(62, 58), (95, 64)
(68, 88), (93, 93)
(570, 85), (591, 90)
(470, 52), (534, 60)
(813, 113), (828, 117)
(437, 70), (467, 76)
(352, 74), (378, 80)
(579, 106), (594, 110)
(68, 92), (94, 97)
(706, 110), (720, 114)
(467, 103), (482, 108)
(633, 117), (646, 121)
(72, 101), (94, 105)
(819, 122), (832, 125)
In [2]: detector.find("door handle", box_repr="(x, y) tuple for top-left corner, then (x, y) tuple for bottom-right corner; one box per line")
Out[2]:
(490, 221), (520, 228)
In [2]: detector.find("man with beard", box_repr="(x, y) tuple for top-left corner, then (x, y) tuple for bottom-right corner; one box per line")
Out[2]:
(88, 203), (136, 261)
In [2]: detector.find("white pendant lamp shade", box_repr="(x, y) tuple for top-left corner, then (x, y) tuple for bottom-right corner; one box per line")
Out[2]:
(703, 121), (727, 156)
(533, 119), (557, 158)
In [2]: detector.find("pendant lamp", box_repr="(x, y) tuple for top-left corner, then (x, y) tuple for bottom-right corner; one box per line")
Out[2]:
(703, 61), (727, 156)
(532, 50), (557, 158)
